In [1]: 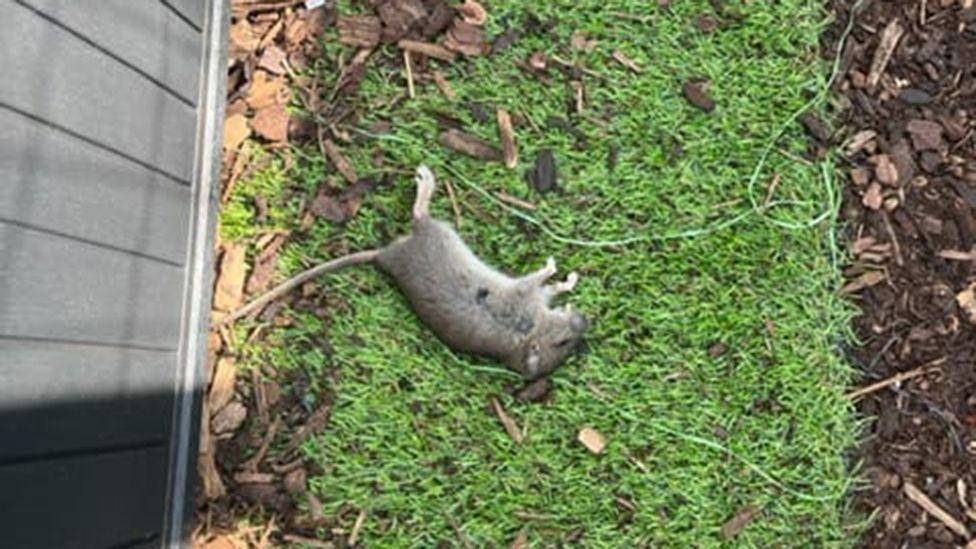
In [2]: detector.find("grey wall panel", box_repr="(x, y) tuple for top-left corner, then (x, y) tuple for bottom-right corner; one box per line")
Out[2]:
(161, 0), (205, 30)
(19, 0), (202, 104)
(0, 108), (191, 265)
(0, 2), (197, 183)
(0, 223), (184, 349)
(0, 446), (168, 548)
(0, 339), (175, 461)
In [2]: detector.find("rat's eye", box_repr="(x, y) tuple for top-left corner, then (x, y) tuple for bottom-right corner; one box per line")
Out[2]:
(556, 338), (572, 348)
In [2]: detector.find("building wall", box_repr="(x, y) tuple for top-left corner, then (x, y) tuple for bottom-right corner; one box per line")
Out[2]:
(0, 1), (224, 546)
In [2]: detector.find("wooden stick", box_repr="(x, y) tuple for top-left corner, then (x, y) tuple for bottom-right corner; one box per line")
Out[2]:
(490, 397), (523, 444)
(904, 481), (971, 539)
(846, 357), (945, 400)
(432, 70), (456, 100)
(348, 509), (368, 546)
(403, 50), (415, 99)
(494, 191), (536, 211)
(867, 19), (904, 89)
(397, 39), (456, 62)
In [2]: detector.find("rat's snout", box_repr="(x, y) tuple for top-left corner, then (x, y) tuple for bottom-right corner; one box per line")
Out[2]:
(570, 312), (588, 335)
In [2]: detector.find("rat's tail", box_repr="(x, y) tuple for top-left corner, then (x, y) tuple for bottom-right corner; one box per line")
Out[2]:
(217, 249), (379, 326)
(412, 164), (437, 220)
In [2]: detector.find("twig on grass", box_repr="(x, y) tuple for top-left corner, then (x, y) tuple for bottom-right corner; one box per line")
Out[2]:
(846, 357), (945, 400)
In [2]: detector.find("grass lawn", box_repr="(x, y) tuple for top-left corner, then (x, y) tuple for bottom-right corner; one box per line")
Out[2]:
(223, 0), (860, 545)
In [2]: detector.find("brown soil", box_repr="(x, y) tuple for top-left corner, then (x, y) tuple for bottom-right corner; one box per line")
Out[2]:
(826, 1), (976, 546)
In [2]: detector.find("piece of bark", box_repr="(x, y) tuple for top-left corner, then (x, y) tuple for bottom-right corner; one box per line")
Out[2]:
(208, 356), (237, 413)
(323, 139), (358, 183)
(214, 243), (248, 311)
(224, 114), (251, 152)
(378, 0), (428, 43)
(457, 0), (487, 25)
(252, 105), (290, 142)
(444, 20), (486, 56)
(867, 19), (904, 89)
(527, 149), (557, 193)
(246, 234), (288, 295)
(682, 80), (715, 112)
(338, 15), (381, 48)
(258, 45), (288, 75)
(496, 109), (518, 168)
(423, 1), (455, 38)
(438, 129), (502, 161)
(721, 506), (761, 539)
(577, 427), (606, 454)
(490, 397), (523, 443)
(198, 401), (226, 500)
(247, 70), (288, 110)
(398, 39), (457, 62)
(212, 401), (247, 434)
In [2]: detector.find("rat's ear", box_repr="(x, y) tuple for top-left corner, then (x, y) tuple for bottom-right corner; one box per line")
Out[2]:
(570, 312), (588, 334)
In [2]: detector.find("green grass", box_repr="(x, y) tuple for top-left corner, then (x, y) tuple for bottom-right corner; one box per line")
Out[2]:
(224, 0), (861, 545)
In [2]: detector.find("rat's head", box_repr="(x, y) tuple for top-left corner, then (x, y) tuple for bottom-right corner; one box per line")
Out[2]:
(514, 307), (589, 379)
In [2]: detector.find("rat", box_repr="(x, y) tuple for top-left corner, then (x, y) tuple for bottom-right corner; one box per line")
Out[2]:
(222, 165), (588, 379)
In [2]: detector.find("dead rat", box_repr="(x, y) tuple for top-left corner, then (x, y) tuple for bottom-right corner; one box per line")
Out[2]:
(223, 165), (588, 379)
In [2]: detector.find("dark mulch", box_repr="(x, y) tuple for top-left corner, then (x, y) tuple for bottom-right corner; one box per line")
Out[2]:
(826, 1), (976, 546)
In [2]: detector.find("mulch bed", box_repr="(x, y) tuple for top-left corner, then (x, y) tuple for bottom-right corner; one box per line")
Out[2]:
(826, 0), (976, 545)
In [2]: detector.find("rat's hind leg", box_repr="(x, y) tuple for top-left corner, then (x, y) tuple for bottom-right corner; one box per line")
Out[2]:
(412, 164), (437, 220)
(546, 272), (579, 296)
(520, 257), (557, 286)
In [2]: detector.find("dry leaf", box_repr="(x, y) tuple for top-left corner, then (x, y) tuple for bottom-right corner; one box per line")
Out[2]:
(957, 284), (976, 324)
(199, 534), (240, 549)
(490, 397), (523, 443)
(246, 234), (287, 294)
(212, 401), (247, 434)
(862, 182), (884, 210)
(209, 357), (237, 413)
(252, 105), (290, 142)
(839, 270), (886, 295)
(214, 243), (248, 311)
(439, 129), (502, 161)
(682, 80), (715, 112)
(224, 114), (251, 152)
(721, 506), (761, 539)
(458, 0), (488, 25)
(497, 109), (518, 169)
(247, 71), (288, 110)
(578, 427), (606, 454)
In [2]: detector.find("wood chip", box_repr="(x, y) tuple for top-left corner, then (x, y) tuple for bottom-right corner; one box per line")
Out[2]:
(283, 467), (308, 494)
(199, 401), (226, 500)
(490, 397), (523, 443)
(438, 129), (502, 161)
(432, 70), (456, 100)
(721, 506), (761, 539)
(208, 356), (237, 413)
(957, 284), (976, 323)
(258, 44), (288, 75)
(612, 50), (644, 73)
(247, 70), (288, 110)
(577, 427), (606, 454)
(844, 129), (877, 156)
(252, 105), (290, 142)
(862, 182), (884, 210)
(939, 248), (976, 261)
(867, 19), (905, 89)
(323, 139), (358, 183)
(444, 20), (487, 56)
(839, 270), (886, 295)
(247, 234), (288, 295)
(904, 481), (971, 539)
(458, 0), (487, 26)
(338, 15), (381, 48)
(397, 39), (457, 62)
(240, 417), (281, 471)
(212, 401), (247, 434)
(224, 114), (251, 152)
(527, 149), (557, 193)
(214, 243), (248, 312)
(230, 19), (260, 58)
(682, 80), (715, 112)
(496, 109), (518, 169)
(906, 119), (945, 152)
(846, 357), (945, 400)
